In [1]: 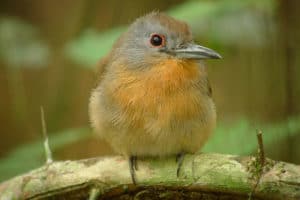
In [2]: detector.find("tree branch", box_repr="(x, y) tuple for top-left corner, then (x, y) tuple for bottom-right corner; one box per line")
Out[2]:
(0, 153), (299, 200)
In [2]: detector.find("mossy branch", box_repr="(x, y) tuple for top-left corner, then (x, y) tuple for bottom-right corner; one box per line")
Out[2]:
(0, 153), (299, 200)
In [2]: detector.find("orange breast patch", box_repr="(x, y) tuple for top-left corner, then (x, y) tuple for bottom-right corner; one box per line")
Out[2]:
(108, 59), (203, 127)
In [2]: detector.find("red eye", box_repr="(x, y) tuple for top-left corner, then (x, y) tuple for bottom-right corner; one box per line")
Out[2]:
(150, 34), (165, 47)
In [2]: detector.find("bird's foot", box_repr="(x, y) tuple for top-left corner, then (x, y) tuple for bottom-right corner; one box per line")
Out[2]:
(129, 155), (138, 184)
(176, 152), (185, 177)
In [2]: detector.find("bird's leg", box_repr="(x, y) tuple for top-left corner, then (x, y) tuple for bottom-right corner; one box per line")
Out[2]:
(129, 155), (137, 184)
(176, 152), (185, 177)
(134, 156), (138, 171)
(129, 155), (138, 170)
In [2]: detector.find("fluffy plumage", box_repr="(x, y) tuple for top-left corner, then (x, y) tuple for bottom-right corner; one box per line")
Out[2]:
(89, 12), (217, 158)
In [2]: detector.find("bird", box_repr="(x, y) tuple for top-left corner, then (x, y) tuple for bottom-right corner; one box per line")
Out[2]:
(89, 12), (221, 184)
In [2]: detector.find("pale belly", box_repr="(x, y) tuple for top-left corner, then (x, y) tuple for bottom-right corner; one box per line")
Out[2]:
(89, 88), (216, 157)
(89, 59), (216, 157)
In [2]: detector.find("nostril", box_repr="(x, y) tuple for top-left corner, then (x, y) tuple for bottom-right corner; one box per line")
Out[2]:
(177, 43), (186, 49)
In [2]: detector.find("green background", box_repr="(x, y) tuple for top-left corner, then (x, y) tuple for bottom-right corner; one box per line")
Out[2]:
(0, 0), (299, 181)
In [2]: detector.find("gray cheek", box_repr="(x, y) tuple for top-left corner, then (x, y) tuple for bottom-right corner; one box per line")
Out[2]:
(115, 35), (169, 69)
(166, 35), (179, 50)
(118, 37), (146, 56)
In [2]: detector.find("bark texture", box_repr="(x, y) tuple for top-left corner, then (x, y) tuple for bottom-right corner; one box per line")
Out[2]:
(0, 153), (299, 200)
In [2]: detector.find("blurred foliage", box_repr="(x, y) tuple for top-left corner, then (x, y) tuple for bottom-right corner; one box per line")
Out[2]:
(203, 116), (300, 154)
(1, 117), (299, 182)
(0, 128), (89, 181)
(65, 27), (124, 67)
(1, 0), (299, 183)
(65, 0), (276, 67)
(168, 0), (276, 47)
(0, 18), (49, 68)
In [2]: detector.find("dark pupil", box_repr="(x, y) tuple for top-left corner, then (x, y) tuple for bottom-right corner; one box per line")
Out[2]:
(151, 35), (162, 46)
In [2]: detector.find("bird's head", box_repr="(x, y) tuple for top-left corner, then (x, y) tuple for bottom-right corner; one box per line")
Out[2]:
(111, 12), (221, 69)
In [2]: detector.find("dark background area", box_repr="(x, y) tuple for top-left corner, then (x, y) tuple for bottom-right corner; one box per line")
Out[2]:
(0, 0), (299, 181)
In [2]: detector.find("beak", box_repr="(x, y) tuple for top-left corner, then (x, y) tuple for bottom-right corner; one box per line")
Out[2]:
(171, 43), (222, 60)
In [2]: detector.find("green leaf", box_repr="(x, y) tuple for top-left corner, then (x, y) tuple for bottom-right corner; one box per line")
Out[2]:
(0, 127), (89, 181)
(203, 116), (300, 155)
(65, 0), (276, 66)
(0, 18), (49, 68)
(65, 27), (124, 67)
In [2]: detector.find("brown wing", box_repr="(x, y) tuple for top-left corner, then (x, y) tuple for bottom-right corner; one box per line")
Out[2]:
(92, 54), (111, 88)
(93, 31), (128, 88)
(207, 77), (213, 98)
